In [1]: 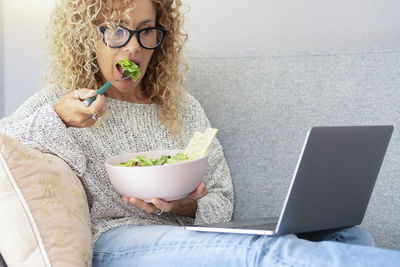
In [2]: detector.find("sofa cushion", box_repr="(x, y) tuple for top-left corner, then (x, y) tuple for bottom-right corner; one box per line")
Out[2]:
(0, 134), (92, 266)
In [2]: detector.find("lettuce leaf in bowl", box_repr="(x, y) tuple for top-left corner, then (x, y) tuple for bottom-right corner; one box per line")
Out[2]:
(118, 153), (189, 167)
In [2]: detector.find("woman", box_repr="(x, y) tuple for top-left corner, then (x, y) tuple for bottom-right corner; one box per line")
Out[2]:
(1, 0), (400, 266)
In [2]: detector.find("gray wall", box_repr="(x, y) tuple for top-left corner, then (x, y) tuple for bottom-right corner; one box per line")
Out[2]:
(184, 0), (400, 57)
(1, 0), (400, 118)
(2, 1), (52, 118)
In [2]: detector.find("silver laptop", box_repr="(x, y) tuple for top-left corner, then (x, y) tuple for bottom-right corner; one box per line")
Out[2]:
(185, 125), (393, 236)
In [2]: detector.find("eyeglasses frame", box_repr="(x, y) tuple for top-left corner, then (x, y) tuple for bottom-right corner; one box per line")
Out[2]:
(99, 25), (167, 49)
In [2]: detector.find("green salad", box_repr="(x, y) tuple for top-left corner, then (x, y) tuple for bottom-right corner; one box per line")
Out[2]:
(118, 153), (189, 167)
(118, 58), (141, 81)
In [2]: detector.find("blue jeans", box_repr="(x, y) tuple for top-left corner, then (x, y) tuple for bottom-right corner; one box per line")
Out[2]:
(93, 225), (400, 266)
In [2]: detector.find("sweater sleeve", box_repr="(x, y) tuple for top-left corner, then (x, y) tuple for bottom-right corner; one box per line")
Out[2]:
(0, 88), (86, 176)
(181, 94), (234, 225)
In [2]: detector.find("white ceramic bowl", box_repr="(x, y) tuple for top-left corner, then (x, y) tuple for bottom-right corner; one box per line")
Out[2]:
(105, 149), (208, 202)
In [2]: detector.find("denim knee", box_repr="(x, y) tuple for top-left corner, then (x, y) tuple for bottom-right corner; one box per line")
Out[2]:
(333, 226), (375, 247)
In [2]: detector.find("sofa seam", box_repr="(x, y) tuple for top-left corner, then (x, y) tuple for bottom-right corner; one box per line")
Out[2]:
(185, 49), (400, 60)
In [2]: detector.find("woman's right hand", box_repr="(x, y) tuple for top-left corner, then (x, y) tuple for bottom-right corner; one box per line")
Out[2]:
(53, 89), (106, 128)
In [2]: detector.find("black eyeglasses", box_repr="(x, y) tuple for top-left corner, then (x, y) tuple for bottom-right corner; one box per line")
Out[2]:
(99, 25), (167, 49)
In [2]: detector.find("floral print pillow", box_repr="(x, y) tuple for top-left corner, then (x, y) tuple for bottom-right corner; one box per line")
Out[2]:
(0, 134), (92, 267)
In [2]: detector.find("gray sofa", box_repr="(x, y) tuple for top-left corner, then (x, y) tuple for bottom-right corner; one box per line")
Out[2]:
(0, 51), (399, 266)
(186, 51), (400, 250)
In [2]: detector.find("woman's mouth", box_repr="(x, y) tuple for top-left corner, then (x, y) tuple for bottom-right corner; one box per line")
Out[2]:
(116, 63), (125, 78)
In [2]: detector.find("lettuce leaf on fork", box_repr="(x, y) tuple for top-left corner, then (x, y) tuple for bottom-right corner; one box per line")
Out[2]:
(118, 58), (141, 81)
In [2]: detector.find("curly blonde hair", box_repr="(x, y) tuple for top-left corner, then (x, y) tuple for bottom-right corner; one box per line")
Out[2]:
(45, 0), (188, 137)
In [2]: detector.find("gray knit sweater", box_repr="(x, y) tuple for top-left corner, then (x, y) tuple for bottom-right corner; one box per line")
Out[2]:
(0, 87), (234, 244)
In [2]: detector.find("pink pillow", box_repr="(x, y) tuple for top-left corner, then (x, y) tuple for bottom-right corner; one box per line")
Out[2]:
(0, 134), (92, 266)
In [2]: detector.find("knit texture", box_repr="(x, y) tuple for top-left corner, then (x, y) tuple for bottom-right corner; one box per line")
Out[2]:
(0, 88), (234, 244)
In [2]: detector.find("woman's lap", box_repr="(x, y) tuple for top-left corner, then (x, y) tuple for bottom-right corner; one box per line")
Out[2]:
(296, 225), (375, 246)
(93, 225), (399, 267)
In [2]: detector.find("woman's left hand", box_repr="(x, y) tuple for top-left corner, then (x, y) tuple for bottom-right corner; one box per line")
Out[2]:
(122, 182), (208, 218)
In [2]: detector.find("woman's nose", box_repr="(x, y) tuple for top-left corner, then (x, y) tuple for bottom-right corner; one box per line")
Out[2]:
(123, 35), (141, 52)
